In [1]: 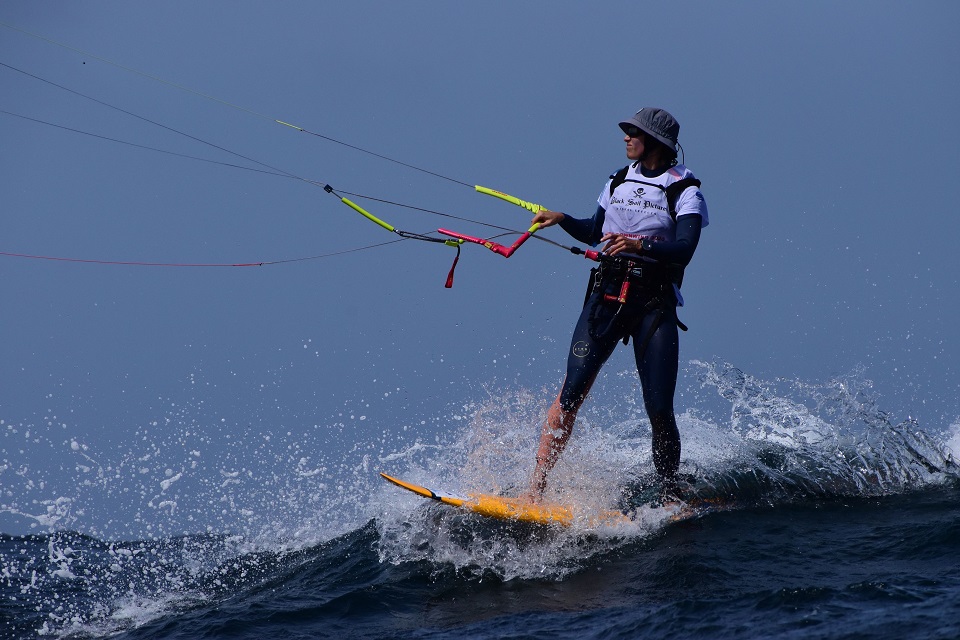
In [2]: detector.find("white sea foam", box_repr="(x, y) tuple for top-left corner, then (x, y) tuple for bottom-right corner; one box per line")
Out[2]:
(945, 421), (960, 461)
(3, 360), (958, 637)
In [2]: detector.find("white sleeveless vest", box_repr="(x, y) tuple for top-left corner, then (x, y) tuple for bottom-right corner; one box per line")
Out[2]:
(596, 163), (708, 242)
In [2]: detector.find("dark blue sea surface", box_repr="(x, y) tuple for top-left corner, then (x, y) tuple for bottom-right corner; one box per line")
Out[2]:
(3, 363), (959, 639)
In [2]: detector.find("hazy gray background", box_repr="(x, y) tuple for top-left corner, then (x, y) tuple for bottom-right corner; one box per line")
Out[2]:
(2, 1), (958, 536)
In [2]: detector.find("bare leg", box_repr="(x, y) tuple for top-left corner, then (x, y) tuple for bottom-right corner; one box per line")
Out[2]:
(527, 391), (582, 501)
(528, 289), (614, 502)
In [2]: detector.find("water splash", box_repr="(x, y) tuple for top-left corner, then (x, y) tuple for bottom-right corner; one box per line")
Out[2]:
(2, 361), (958, 637)
(374, 361), (959, 582)
(684, 360), (959, 505)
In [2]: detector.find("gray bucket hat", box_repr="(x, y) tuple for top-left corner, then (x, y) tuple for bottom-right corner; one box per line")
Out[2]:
(619, 107), (680, 151)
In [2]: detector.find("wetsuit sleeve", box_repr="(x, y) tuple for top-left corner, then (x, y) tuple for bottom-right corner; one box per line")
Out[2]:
(557, 205), (605, 246)
(644, 214), (702, 266)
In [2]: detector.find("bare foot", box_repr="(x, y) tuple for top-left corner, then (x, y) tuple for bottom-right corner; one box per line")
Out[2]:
(518, 486), (543, 505)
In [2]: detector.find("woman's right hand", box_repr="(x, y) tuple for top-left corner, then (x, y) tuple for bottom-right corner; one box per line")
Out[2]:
(532, 208), (565, 228)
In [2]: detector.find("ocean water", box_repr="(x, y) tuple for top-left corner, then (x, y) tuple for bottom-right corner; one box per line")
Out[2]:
(2, 361), (959, 639)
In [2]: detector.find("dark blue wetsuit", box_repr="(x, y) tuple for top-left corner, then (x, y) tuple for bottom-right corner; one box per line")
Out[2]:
(555, 187), (703, 478)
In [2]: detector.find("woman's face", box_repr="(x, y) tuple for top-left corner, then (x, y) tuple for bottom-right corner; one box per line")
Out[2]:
(623, 126), (646, 161)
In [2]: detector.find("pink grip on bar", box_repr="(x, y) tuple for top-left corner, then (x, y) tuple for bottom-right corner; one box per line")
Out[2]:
(438, 228), (532, 259)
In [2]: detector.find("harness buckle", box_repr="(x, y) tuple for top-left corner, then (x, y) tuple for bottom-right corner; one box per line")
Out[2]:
(602, 259), (635, 305)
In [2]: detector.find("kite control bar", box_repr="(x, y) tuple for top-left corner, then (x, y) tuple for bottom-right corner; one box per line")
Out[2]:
(436, 185), (545, 259)
(436, 222), (540, 258)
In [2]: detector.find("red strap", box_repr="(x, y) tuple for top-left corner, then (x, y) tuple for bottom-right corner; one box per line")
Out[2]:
(444, 245), (461, 288)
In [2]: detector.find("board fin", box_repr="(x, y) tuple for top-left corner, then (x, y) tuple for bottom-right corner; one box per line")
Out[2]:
(380, 472), (465, 508)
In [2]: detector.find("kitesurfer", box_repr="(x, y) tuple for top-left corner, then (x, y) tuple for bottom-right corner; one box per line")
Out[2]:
(526, 107), (709, 502)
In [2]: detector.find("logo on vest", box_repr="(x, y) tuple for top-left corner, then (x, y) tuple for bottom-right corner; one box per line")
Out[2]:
(610, 185), (666, 213)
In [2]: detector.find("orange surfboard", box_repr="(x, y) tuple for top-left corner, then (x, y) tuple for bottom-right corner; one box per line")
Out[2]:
(380, 472), (632, 527)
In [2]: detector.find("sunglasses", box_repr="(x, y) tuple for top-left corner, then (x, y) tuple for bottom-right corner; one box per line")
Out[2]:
(623, 126), (645, 139)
